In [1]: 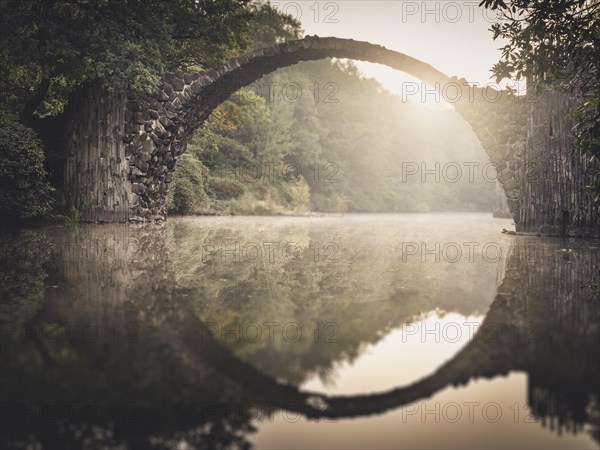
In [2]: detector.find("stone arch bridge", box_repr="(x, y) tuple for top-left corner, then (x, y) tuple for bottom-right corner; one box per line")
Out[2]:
(64, 36), (598, 236)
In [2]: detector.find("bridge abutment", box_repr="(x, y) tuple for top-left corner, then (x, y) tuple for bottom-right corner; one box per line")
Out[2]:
(64, 83), (132, 222)
(519, 87), (599, 237)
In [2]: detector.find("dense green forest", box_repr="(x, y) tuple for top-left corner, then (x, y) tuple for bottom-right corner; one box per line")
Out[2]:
(1, 0), (596, 221)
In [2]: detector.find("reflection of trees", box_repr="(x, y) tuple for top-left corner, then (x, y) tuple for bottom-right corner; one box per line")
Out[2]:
(1, 223), (598, 449)
(0, 230), (53, 324)
(588, 396), (600, 444)
(1, 225), (257, 449)
(167, 218), (501, 384)
(169, 237), (599, 446)
(514, 242), (600, 441)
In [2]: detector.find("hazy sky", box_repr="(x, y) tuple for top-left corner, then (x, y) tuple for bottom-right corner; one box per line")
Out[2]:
(273, 1), (518, 102)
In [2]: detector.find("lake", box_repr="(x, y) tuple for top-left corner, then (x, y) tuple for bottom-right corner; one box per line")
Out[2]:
(1, 213), (598, 449)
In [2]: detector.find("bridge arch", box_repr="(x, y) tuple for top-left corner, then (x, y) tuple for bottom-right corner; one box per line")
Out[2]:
(125, 36), (527, 222)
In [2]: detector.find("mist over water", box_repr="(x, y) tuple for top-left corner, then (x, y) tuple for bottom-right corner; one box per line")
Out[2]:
(1, 214), (598, 449)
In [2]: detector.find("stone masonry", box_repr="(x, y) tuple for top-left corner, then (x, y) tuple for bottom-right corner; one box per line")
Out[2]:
(120, 36), (598, 236)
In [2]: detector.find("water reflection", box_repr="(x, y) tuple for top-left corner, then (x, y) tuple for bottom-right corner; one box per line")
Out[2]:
(0, 215), (598, 449)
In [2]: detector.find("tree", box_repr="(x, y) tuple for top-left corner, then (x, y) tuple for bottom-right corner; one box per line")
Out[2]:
(481, 0), (598, 84)
(167, 152), (210, 215)
(0, 0), (257, 122)
(481, 0), (600, 197)
(248, 0), (302, 48)
(0, 111), (53, 221)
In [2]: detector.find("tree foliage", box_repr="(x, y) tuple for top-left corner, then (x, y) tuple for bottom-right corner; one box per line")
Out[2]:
(483, 0), (598, 85)
(481, 0), (600, 196)
(0, 0), (283, 121)
(248, 0), (302, 48)
(170, 59), (497, 215)
(0, 0), (299, 220)
(0, 111), (53, 221)
(167, 153), (211, 215)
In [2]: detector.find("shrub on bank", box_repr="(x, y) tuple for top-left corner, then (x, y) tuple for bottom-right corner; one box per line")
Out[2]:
(167, 153), (211, 215)
(0, 111), (53, 222)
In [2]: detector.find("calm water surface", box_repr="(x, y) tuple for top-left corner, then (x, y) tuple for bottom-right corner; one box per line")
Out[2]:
(1, 214), (598, 449)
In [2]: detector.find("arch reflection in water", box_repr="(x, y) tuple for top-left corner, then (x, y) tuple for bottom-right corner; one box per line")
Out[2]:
(0, 214), (598, 449)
